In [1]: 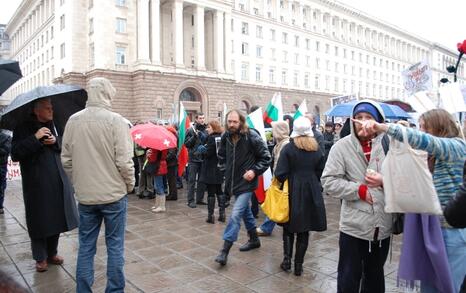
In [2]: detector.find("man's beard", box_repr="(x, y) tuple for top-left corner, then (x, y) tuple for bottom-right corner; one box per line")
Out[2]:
(228, 126), (239, 134)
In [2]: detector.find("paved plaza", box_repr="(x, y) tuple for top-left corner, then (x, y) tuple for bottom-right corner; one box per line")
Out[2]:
(0, 180), (408, 292)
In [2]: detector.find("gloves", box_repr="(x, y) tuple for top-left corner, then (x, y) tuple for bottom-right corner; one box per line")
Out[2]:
(196, 145), (207, 154)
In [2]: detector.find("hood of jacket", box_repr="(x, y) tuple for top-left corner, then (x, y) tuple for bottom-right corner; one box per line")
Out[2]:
(350, 99), (385, 143)
(86, 77), (115, 110)
(271, 121), (290, 143)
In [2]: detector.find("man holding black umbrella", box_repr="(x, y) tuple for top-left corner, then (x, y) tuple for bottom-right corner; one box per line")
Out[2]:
(11, 98), (79, 272)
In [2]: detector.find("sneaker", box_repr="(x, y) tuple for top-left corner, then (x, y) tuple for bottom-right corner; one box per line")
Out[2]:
(256, 227), (270, 237)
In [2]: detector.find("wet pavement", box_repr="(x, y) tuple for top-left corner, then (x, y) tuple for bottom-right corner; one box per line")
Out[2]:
(0, 180), (411, 292)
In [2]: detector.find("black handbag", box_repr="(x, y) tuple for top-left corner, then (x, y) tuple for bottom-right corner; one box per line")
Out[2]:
(392, 213), (404, 235)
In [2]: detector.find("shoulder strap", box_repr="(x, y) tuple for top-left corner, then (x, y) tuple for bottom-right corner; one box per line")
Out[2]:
(381, 134), (389, 155)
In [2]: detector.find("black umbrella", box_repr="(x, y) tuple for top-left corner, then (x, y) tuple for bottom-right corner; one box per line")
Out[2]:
(0, 59), (23, 95)
(0, 84), (87, 131)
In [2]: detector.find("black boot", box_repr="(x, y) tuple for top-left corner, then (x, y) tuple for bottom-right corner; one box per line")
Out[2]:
(294, 232), (309, 276)
(206, 197), (215, 224)
(280, 230), (294, 272)
(215, 240), (233, 266)
(224, 194), (231, 208)
(239, 228), (261, 251)
(166, 193), (178, 201)
(217, 195), (226, 222)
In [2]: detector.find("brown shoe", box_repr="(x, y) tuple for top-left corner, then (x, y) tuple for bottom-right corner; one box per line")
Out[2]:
(47, 255), (64, 265)
(36, 260), (48, 272)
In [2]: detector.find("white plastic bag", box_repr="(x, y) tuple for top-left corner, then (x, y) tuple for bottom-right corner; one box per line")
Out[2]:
(381, 127), (442, 215)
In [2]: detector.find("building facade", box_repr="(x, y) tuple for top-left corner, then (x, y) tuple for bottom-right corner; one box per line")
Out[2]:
(5, 0), (465, 122)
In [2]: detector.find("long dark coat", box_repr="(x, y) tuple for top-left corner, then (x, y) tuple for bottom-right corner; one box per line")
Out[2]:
(199, 133), (224, 185)
(275, 141), (327, 233)
(11, 120), (78, 239)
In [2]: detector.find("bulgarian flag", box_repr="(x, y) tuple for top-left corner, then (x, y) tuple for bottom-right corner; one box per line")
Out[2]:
(247, 107), (272, 204)
(177, 102), (190, 177)
(293, 99), (308, 120)
(263, 93), (284, 124)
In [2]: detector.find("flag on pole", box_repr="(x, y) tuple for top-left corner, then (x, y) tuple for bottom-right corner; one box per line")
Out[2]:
(177, 102), (190, 177)
(293, 99), (308, 120)
(263, 93), (284, 124)
(247, 107), (272, 203)
(222, 103), (228, 126)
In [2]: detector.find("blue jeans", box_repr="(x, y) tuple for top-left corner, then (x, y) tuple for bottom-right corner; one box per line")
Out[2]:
(421, 228), (466, 293)
(76, 196), (127, 293)
(154, 176), (165, 195)
(259, 217), (276, 234)
(223, 192), (256, 242)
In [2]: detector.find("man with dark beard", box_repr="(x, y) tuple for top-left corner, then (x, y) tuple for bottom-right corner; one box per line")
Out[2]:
(214, 110), (271, 266)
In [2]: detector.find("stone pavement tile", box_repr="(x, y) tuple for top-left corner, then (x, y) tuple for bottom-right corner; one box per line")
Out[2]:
(227, 288), (256, 293)
(0, 263), (21, 275)
(179, 246), (218, 263)
(190, 234), (224, 250)
(125, 260), (161, 277)
(134, 245), (174, 261)
(147, 232), (184, 245)
(125, 249), (147, 264)
(190, 274), (244, 293)
(305, 276), (338, 293)
(166, 263), (214, 283)
(246, 275), (304, 293)
(274, 267), (327, 287)
(155, 254), (194, 271)
(6, 273), (30, 292)
(157, 284), (204, 293)
(214, 262), (269, 285)
(126, 238), (156, 251)
(129, 271), (180, 292)
(172, 227), (209, 239)
(32, 277), (76, 293)
(163, 240), (200, 252)
(0, 233), (31, 246)
(22, 265), (71, 288)
(303, 256), (338, 276)
(247, 254), (283, 274)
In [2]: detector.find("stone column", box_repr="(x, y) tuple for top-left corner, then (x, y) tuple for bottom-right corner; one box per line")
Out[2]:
(213, 10), (224, 72)
(194, 5), (205, 70)
(173, 0), (184, 67)
(224, 12), (232, 73)
(137, 0), (150, 62)
(275, 0), (280, 20)
(150, 0), (161, 64)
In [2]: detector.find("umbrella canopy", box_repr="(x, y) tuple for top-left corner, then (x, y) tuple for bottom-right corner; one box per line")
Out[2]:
(325, 100), (411, 119)
(0, 84), (87, 131)
(0, 59), (23, 95)
(131, 123), (177, 151)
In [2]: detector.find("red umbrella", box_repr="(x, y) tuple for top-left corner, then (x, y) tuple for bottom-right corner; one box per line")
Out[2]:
(130, 123), (177, 150)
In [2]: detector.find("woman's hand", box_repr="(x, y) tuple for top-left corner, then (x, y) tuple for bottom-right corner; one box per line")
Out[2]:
(365, 172), (383, 188)
(351, 119), (389, 136)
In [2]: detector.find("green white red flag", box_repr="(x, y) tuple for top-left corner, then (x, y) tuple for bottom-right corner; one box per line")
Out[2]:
(177, 102), (190, 176)
(293, 99), (308, 120)
(263, 93), (284, 124)
(247, 107), (272, 203)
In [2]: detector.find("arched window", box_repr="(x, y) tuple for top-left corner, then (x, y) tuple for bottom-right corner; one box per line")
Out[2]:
(240, 100), (250, 114)
(180, 88), (198, 101)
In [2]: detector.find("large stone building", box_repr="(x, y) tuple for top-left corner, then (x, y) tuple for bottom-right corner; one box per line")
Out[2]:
(5, 0), (465, 122)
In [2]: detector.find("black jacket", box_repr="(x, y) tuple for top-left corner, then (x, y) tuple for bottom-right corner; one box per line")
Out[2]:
(199, 133), (224, 185)
(218, 130), (271, 196)
(184, 123), (208, 163)
(444, 178), (466, 228)
(0, 131), (11, 164)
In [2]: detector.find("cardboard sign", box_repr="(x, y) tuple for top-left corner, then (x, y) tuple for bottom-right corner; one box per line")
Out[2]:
(402, 61), (432, 96)
(6, 157), (21, 181)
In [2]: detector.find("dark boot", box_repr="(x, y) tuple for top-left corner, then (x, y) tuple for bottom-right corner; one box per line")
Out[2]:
(239, 228), (261, 251)
(215, 240), (233, 266)
(166, 193), (178, 201)
(217, 194), (226, 222)
(294, 232), (309, 276)
(280, 230), (294, 272)
(206, 197), (215, 224)
(224, 194), (231, 208)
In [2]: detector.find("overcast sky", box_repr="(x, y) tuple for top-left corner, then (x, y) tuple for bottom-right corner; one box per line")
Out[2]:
(0, 0), (464, 52)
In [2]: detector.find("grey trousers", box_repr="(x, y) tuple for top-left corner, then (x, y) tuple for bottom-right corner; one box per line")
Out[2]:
(137, 156), (154, 193)
(186, 162), (206, 204)
(31, 234), (60, 261)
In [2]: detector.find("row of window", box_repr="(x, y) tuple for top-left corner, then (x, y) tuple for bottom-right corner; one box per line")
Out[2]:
(16, 26), (54, 69)
(238, 63), (403, 97)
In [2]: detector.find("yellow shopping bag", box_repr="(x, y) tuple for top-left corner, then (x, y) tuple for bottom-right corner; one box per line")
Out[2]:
(260, 177), (289, 223)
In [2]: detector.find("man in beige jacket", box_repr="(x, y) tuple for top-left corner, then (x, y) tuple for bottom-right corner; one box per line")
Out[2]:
(61, 77), (134, 293)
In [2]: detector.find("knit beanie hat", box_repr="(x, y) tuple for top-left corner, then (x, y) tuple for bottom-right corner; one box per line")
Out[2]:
(352, 102), (383, 123)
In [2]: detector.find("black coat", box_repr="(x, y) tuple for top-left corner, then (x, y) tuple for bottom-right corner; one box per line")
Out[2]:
(184, 123), (208, 163)
(199, 133), (223, 185)
(275, 142), (327, 233)
(444, 179), (466, 228)
(11, 120), (78, 239)
(218, 130), (271, 196)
